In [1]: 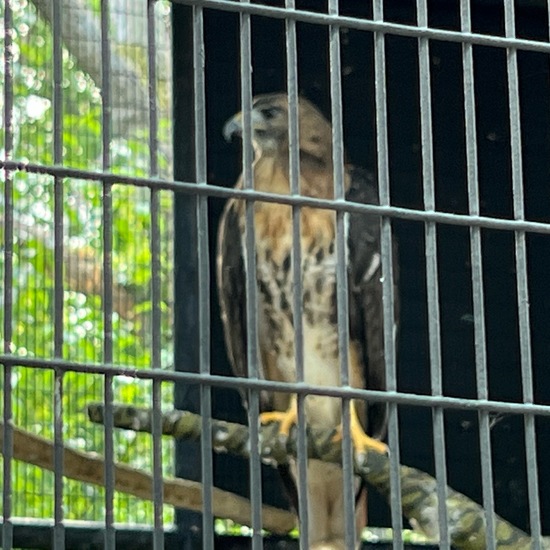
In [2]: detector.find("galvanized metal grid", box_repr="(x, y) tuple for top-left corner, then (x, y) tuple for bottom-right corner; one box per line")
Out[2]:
(2, 1), (550, 550)
(2, 0), (175, 547)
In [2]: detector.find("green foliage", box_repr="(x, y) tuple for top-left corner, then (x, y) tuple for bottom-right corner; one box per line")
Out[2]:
(1, 0), (175, 526)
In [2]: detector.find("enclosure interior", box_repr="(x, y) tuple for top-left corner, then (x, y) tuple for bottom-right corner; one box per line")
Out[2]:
(173, 0), (550, 535)
(1, 0), (550, 547)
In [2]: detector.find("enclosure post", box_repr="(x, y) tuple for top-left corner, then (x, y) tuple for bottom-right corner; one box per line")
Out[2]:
(172, 4), (203, 549)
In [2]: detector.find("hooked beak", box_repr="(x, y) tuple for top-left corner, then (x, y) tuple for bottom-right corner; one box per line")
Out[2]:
(223, 109), (266, 142)
(223, 112), (243, 142)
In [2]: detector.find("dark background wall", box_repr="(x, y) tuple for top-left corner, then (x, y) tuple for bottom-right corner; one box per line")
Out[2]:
(173, 0), (550, 541)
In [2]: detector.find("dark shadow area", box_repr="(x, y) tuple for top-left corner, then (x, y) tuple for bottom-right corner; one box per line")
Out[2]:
(173, 0), (550, 544)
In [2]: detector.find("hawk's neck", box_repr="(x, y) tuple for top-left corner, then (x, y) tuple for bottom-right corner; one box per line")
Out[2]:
(253, 151), (336, 200)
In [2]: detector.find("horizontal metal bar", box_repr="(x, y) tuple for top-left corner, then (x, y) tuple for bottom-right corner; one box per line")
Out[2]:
(2, 354), (550, 417)
(3, 160), (550, 235)
(3, 518), (439, 550)
(173, 0), (550, 55)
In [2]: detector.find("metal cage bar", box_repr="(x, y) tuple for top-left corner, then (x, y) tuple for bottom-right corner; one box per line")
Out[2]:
(4, 352), (550, 417)
(5, 159), (550, 235)
(52, 0), (66, 546)
(173, 0), (550, 54)
(416, 1), (450, 547)
(193, 1), (215, 547)
(327, 1), (356, 547)
(504, 3), (543, 545)
(284, 4), (310, 548)
(99, 0), (116, 547)
(461, 4), (495, 546)
(239, 1), (264, 546)
(147, 1), (166, 548)
(372, 2), (404, 547)
(2, 0), (15, 546)
(460, 1), (497, 548)
(172, 5), (202, 545)
(3, 1), (550, 548)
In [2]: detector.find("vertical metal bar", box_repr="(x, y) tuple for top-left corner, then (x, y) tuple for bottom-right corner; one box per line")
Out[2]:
(460, 2), (496, 548)
(52, 0), (65, 546)
(52, 0), (64, 356)
(373, 2), (403, 547)
(148, 2), (159, 180)
(327, 2), (355, 547)
(416, 1), (450, 548)
(193, 3), (214, 548)
(172, 6), (203, 544)
(239, 2), (263, 546)
(147, 1), (165, 548)
(99, 0), (115, 547)
(2, 0), (15, 547)
(52, 372), (65, 548)
(503, 4), (542, 546)
(284, 3), (309, 548)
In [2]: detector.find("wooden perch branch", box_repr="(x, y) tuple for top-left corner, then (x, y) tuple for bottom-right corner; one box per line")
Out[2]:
(0, 421), (295, 534)
(87, 403), (549, 550)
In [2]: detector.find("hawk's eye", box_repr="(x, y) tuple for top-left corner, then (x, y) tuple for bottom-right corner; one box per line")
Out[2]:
(260, 107), (282, 120)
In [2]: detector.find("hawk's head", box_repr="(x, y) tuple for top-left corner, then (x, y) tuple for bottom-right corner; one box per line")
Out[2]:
(223, 93), (333, 165)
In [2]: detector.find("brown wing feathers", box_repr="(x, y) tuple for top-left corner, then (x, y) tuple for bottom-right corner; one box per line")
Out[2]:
(217, 95), (396, 436)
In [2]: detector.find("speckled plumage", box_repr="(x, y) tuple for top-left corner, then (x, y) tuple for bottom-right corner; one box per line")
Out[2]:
(217, 94), (399, 548)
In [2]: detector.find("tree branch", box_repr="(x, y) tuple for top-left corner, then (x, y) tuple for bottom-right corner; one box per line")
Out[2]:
(87, 403), (549, 550)
(31, 0), (149, 136)
(0, 421), (295, 534)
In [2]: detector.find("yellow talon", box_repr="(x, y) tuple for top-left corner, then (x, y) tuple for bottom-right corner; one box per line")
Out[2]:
(259, 397), (298, 439)
(333, 400), (388, 457)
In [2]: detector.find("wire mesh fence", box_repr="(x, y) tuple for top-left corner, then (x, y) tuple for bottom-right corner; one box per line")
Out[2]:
(2, 0), (550, 549)
(1, 0), (175, 537)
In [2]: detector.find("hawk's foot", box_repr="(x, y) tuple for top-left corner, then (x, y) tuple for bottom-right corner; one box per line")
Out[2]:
(333, 401), (388, 462)
(259, 398), (298, 441)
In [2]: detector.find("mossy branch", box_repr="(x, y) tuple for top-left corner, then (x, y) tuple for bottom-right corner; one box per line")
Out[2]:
(87, 403), (549, 550)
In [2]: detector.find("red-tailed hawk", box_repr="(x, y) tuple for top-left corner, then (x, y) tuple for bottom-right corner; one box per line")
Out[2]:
(217, 93), (398, 549)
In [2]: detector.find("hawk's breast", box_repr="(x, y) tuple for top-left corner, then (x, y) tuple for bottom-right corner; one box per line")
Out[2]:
(251, 203), (354, 427)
